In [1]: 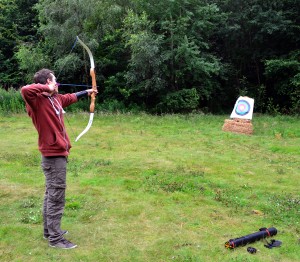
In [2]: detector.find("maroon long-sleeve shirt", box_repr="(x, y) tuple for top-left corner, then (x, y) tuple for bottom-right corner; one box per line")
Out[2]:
(21, 84), (78, 156)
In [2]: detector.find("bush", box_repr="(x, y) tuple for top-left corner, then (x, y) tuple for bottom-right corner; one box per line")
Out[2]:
(0, 88), (25, 114)
(156, 88), (200, 113)
(265, 51), (300, 114)
(97, 99), (127, 113)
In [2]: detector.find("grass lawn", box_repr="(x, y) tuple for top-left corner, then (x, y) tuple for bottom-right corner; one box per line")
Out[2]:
(0, 113), (299, 261)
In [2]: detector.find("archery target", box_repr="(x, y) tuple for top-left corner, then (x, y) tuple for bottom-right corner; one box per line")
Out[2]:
(235, 100), (250, 116)
(230, 96), (254, 119)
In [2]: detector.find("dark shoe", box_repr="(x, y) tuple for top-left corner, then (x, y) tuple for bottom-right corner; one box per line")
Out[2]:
(49, 239), (77, 249)
(43, 230), (68, 240)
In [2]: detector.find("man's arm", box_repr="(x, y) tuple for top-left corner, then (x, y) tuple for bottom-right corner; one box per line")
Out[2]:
(75, 89), (97, 99)
(21, 84), (54, 110)
(60, 89), (98, 108)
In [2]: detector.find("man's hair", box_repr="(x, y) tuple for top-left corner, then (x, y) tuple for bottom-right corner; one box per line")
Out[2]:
(33, 69), (54, 84)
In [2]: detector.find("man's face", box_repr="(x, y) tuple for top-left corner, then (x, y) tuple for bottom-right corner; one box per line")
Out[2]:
(50, 73), (57, 85)
(48, 73), (58, 94)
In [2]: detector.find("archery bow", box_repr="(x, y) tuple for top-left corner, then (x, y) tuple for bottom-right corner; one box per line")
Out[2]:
(75, 36), (97, 142)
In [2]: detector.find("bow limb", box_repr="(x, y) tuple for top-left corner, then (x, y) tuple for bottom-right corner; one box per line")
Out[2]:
(75, 36), (98, 142)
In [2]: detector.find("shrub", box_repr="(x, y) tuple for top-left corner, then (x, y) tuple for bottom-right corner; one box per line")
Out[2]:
(0, 88), (25, 114)
(156, 88), (200, 113)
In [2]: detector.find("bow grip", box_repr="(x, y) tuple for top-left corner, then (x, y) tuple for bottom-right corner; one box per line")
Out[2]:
(90, 68), (97, 113)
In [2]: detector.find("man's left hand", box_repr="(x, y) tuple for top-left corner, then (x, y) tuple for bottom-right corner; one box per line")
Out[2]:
(86, 89), (98, 96)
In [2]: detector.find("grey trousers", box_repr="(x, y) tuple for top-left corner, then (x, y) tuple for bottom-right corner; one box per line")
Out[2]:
(41, 156), (67, 244)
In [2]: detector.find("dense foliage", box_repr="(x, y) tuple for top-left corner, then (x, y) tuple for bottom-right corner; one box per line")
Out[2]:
(0, 0), (299, 114)
(0, 0), (39, 87)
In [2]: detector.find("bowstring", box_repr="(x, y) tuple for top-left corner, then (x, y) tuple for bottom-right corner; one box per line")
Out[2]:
(57, 37), (79, 141)
(56, 37), (78, 79)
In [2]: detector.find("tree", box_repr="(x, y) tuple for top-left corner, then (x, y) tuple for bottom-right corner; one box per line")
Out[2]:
(122, 11), (166, 108)
(0, 0), (38, 87)
(3, 0), (299, 114)
(215, 0), (300, 112)
(122, 0), (226, 112)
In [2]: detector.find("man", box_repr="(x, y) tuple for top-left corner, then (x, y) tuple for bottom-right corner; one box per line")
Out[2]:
(21, 68), (97, 249)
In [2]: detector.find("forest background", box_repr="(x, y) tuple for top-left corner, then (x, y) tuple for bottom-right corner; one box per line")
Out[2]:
(0, 0), (299, 115)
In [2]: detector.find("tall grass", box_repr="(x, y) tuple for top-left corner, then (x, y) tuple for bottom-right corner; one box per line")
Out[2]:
(0, 88), (25, 114)
(0, 88), (90, 114)
(0, 88), (134, 114)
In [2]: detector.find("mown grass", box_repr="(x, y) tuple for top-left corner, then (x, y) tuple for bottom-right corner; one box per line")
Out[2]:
(0, 113), (299, 262)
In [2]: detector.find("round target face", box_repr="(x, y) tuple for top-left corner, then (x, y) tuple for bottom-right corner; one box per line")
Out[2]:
(235, 100), (250, 116)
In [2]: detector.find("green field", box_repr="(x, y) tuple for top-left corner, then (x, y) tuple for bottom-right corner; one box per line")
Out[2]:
(0, 113), (299, 261)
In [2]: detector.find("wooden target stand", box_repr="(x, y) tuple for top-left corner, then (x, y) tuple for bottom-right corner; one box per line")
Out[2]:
(222, 118), (253, 135)
(222, 97), (254, 135)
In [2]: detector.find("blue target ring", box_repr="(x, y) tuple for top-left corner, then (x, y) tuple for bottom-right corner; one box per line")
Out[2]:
(235, 100), (250, 116)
